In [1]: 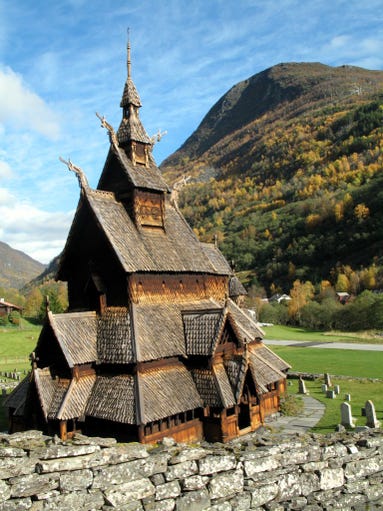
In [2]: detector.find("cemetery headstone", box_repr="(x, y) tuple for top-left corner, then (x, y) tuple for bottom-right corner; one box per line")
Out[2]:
(341, 402), (355, 428)
(365, 400), (380, 428)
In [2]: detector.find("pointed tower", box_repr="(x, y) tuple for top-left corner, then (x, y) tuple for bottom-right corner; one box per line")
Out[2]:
(117, 36), (152, 166)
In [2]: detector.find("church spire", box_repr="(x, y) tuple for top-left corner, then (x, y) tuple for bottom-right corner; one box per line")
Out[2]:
(117, 31), (151, 165)
(127, 28), (132, 80)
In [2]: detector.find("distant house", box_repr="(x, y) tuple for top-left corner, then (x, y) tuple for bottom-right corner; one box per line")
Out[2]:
(269, 293), (291, 304)
(336, 292), (350, 304)
(0, 298), (22, 317)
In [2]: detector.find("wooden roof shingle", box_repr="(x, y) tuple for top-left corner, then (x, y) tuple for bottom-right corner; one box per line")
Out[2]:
(33, 368), (70, 420)
(139, 363), (202, 423)
(56, 374), (96, 421)
(183, 309), (224, 356)
(248, 350), (286, 395)
(48, 311), (97, 368)
(85, 375), (136, 424)
(97, 307), (134, 364)
(85, 189), (225, 274)
(227, 299), (264, 343)
(134, 303), (186, 362)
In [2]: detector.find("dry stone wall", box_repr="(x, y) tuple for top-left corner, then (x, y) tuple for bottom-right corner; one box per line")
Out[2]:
(0, 428), (383, 510)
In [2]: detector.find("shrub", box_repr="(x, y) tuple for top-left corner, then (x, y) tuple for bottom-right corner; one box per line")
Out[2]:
(279, 394), (304, 416)
(0, 316), (8, 327)
(8, 311), (21, 326)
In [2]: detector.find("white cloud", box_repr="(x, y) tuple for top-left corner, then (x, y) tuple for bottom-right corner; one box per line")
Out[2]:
(0, 66), (61, 139)
(0, 191), (74, 263)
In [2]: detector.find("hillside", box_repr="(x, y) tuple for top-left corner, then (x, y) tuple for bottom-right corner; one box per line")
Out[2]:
(161, 62), (383, 292)
(0, 241), (45, 290)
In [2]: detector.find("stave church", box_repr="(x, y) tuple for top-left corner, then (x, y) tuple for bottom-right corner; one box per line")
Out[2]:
(5, 41), (290, 444)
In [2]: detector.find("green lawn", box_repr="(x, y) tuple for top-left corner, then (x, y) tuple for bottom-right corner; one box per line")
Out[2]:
(263, 324), (383, 344)
(0, 319), (40, 362)
(271, 345), (383, 379)
(288, 378), (383, 434)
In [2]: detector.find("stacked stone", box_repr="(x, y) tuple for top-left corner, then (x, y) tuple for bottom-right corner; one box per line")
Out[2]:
(0, 429), (383, 510)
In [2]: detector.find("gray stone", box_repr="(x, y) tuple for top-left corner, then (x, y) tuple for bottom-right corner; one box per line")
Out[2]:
(175, 488), (210, 511)
(165, 460), (198, 481)
(344, 455), (383, 480)
(228, 493), (251, 511)
(93, 453), (168, 489)
(1, 431), (47, 450)
(35, 453), (97, 474)
(324, 373), (332, 387)
(250, 483), (278, 507)
(340, 402), (355, 428)
(344, 394), (351, 401)
(322, 443), (348, 460)
(169, 448), (208, 465)
(208, 469), (243, 500)
(155, 480), (181, 500)
(244, 456), (280, 478)
(204, 503), (231, 511)
(9, 473), (59, 498)
(0, 447), (27, 458)
(365, 399), (380, 428)
(104, 478), (155, 506)
(334, 385), (340, 395)
(144, 499), (176, 511)
(37, 489), (104, 510)
(321, 384), (327, 393)
(59, 468), (93, 492)
(199, 455), (236, 475)
(182, 475), (209, 491)
(0, 479), (11, 503)
(0, 497), (32, 510)
(0, 457), (36, 480)
(326, 390), (336, 399)
(319, 467), (345, 489)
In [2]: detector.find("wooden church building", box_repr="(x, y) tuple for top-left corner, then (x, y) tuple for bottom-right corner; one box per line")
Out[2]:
(5, 42), (290, 444)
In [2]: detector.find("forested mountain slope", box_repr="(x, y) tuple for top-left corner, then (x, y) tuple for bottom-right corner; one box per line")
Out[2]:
(161, 62), (383, 292)
(0, 241), (45, 289)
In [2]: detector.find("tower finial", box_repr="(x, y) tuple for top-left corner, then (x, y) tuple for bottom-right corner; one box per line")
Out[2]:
(127, 28), (131, 79)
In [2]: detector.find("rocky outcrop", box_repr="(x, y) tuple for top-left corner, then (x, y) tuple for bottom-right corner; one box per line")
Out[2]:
(0, 428), (383, 510)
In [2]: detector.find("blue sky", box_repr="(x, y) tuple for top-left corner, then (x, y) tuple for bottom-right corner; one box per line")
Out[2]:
(0, 0), (382, 264)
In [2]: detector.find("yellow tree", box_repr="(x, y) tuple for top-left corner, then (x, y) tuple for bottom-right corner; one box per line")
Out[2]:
(288, 280), (314, 323)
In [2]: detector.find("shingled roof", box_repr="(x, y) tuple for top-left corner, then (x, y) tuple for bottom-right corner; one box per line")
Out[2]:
(139, 363), (202, 423)
(248, 348), (287, 395)
(97, 307), (134, 364)
(69, 188), (226, 275)
(48, 311), (97, 368)
(85, 375), (136, 424)
(33, 368), (70, 421)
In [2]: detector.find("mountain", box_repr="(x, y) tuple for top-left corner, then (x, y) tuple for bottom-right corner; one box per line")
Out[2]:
(161, 62), (383, 292)
(0, 241), (46, 290)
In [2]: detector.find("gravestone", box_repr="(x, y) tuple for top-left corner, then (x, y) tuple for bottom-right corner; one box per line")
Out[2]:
(345, 394), (351, 402)
(298, 378), (307, 394)
(326, 390), (336, 399)
(334, 385), (340, 395)
(324, 373), (332, 387)
(322, 384), (328, 393)
(365, 400), (380, 428)
(341, 402), (355, 428)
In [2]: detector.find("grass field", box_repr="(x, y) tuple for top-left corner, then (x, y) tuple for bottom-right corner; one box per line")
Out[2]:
(263, 324), (383, 344)
(270, 345), (383, 379)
